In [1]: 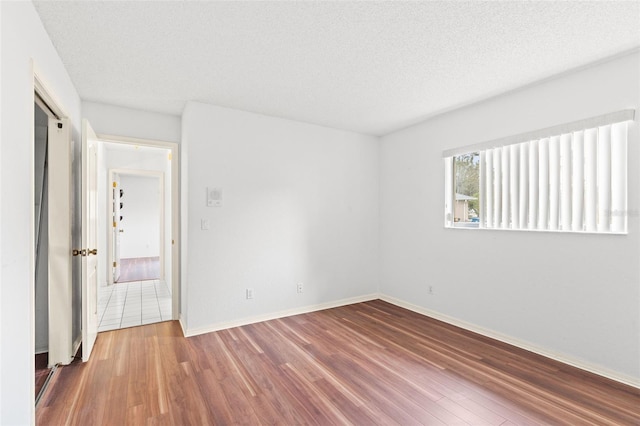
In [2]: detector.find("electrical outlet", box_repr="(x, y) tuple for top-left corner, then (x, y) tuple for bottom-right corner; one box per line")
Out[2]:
(246, 288), (254, 299)
(297, 282), (304, 293)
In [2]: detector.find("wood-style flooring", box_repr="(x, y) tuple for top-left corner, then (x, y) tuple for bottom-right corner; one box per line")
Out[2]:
(117, 256), (160, 283)
(36, 300), (640, 425)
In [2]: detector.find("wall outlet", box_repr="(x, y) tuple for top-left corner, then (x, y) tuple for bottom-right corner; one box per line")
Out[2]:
(297, 282), (304, 293)
(246, 288), (254, 299)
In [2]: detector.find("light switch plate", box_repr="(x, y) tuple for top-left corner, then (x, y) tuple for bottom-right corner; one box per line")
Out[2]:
(207, 187), (223, 207)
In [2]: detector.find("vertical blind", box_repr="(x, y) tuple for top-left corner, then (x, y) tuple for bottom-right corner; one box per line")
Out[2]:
(444, 111), (634, 234)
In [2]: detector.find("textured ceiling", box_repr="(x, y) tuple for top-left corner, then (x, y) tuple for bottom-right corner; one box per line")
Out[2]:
(33, 1), (640, 136)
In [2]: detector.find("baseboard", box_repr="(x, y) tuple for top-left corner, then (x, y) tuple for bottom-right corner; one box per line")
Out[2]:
(184, 293), (379, 338)
(379, 294), (640, 389)
(178, 314), (187, 337)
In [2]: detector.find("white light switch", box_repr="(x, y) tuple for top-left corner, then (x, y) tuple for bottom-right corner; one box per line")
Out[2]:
(201, 219), (210, 230)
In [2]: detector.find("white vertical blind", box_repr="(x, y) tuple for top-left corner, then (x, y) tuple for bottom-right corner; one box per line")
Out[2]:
(538, 138), (549, 230)
(559, 133), (572, 231)
(445, 114), (631, 234)
(493, 148), (501, 228)
(548, 136), (560, 231)
(479, 151), (486, 229)
(610, 122), (627, 233)
(501, 146), (510, 228)
(597, 125), (611, 233)
(518, 143), (528, 229)
(528, 140), (539, 230)
(510, 144), (520, 229)
(584, 128), (598, 232)
(571, 131), (584, 231)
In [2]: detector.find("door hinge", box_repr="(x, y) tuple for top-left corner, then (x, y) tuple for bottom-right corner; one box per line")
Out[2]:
(113, 262), (117, 267)
(113, 182), (117, 188)
(113, 221), (116, 228)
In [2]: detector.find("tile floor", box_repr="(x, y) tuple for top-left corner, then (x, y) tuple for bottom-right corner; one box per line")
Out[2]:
(98, 280), (172, 332)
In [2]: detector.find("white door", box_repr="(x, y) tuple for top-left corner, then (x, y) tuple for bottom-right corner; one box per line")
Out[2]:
(47, 117), (73, 366)
(82, 119), (99, 362)
(112, 173), (122, 282)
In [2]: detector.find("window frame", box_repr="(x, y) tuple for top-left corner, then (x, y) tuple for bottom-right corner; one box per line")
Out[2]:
(443, 110), (634, 234)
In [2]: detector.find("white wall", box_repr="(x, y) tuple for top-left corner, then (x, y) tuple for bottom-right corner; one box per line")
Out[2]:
(119, 174), (161, 259)
(181, 102), (379, 333)
(379, 51), (640, 385)
(82, 101), (181, 143)
(0, 2), (82, 423)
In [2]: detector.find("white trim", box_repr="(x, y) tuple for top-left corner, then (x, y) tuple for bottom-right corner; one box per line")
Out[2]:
(183, 294), (379, 337)
(98, 133), (177, 150)
(178, 313), (187, 336)
(442, 109), (635, 158)
(378, 294), (640, 390)
(33, 72), (69, 120)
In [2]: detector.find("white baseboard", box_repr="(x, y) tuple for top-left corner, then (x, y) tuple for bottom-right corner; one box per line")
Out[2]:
(379, 294), (640, 390)
(183, 293), (379, 338)
(178, 314), (187, 337)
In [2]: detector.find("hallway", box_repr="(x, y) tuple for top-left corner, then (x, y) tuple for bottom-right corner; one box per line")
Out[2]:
(97, 280), (172, 332)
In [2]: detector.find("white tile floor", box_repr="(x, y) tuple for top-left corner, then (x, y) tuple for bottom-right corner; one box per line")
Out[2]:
(98, 280), (172, 332)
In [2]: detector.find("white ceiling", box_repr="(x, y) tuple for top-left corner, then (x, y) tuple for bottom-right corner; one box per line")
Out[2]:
(33, 1), (640, 136)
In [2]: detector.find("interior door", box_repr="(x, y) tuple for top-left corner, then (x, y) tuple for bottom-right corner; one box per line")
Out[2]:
(82, 119), (99, 362)
(113, 173), (121, 282)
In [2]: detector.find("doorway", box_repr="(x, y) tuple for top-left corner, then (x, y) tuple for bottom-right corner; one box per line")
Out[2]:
(113, 172), (163, 283)
(32, 83), (75, 405)
(97, 141), (176, 332)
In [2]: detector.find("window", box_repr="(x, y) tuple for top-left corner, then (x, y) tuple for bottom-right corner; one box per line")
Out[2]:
(444, 110), (634, 234)
(451, 153), (480, 228)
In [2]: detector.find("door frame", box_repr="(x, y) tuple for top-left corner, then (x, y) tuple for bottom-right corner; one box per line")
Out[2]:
(98, 135), (180, 319)
(108, 169), (165, 284)
(31, 67), (74, 407)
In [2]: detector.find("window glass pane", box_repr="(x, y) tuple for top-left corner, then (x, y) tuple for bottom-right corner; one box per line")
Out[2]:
(453, 152), (480, 228)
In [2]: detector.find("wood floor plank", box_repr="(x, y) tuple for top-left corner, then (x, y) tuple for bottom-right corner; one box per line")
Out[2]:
(36, 300), (640, 425)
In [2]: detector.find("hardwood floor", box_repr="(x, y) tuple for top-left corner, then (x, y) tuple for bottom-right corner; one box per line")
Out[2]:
(36, 300), (640, 425)
(117, 256), (160, 283)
